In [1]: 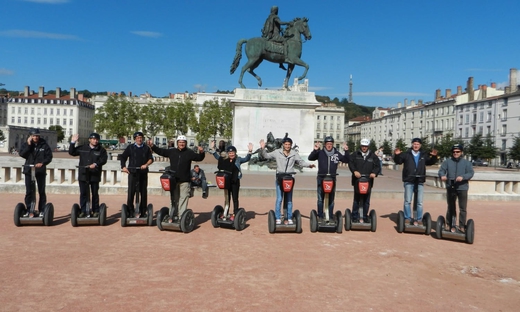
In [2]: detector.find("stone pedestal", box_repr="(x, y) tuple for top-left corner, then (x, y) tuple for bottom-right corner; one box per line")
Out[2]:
(230, 88), (320, 161)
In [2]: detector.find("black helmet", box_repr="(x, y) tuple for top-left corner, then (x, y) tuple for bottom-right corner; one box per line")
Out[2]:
(324, 136), (334, 143)
(226, 146), (237, 153)
(133, 131), (144, 139)
(29, 128), (40, 136)
(89, 133), (100, 140)
(282, 137), (293, 144)
(451, 143), (463, 152)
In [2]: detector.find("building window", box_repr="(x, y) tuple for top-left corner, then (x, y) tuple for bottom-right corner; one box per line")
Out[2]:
(317, 133), (320, 139)
(479, 112), (484, 122)
(502, 109), (507, 121)
(11, 117), (14, 123)
(487, 111), (492, 122)
(31, 108), (34, 114)
(24, 117), (28, 124)
(324, 116), (327, 120)
(63, 109), (67, 116)
(31, 117), (34, 124)
(465, 128), (469, 138)
(502, 140), (507, 150)
(24, 107), (28, 114)
(37, 117), (41, 124)
(478, 126), (483, 134)
(70, 119), (73, 126)
(50, 118), (53, 124)
(50, 108), (54, 115)
(502, 124), (507, 136)
(70, 109), (73, 116)
(57, 108), (60, 115)
(317, 116), (320, 120)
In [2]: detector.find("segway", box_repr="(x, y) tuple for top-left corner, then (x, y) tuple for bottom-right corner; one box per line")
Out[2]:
(120, 167), (153, 227)
(435, 182), (475, 244)
(396, 175), (431, 235)
(156, 167), (195, 233)
(14, 164), (54, 226)
(210, 170), (246, 231)
(344, 175), (377, 232)
(310, 174), (342, 233)
(70, 165), (107, 226)
(268, 172), (302, 234)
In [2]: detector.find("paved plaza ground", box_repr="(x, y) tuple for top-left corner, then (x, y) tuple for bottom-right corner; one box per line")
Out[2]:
(1, 152), (519, 311)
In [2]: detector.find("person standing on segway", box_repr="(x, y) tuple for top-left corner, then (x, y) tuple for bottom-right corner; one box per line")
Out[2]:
(69, 133), (108, 218)
(308, 136), (350, 222)
(259, 137), (315, 225)
(211, 141), (254, 220)
(120, 131), (154, 218)
(438, 144), (474, 232)
(147, 135), (205, 221)
(19, 128), (53, 217)
(393, 138), (438, 226)
(348, 138), (379, 223)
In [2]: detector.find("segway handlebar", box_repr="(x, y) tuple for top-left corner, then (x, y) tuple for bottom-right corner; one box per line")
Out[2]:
(318, 173), (338, 177)
(214, 169), (233, 175)
(276, 171), (297, 175)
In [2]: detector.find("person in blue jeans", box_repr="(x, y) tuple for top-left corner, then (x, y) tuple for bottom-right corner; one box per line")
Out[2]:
(260, 137), (315, 225)
(393, 138), (438, 225)
(308, 136), (350, 221)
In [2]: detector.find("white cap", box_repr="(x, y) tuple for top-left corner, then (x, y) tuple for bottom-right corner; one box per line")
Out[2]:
(360, 138), (370, 146)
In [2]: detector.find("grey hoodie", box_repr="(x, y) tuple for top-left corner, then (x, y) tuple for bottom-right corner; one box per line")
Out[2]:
(260, 148), (310, 173)
(438, 157), (474, 191)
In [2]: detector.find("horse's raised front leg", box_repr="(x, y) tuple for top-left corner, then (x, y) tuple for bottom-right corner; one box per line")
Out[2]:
(247, 68), (263, 87)
(239, 58), (262, 88)
(292, 58), (309, 81)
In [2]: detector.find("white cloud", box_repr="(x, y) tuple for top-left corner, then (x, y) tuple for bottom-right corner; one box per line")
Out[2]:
(130, 31), (163, 38)
(0, 30), (80, 40)
(0, 68), (15, 76)
(20, 0), (69, 3)
(354, 92), (430, 97)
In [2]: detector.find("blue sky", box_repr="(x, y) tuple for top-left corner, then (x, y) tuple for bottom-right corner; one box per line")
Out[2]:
(1, 0), (519, 108)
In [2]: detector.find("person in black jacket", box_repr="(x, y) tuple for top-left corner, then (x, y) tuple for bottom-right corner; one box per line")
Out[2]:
(308, 136), (350, 221)
(393, 138), (438, 225)
(69, 133), (108, 217)
(147, 135), (205, 221)
(19, 128), (53, 217)
(348, 138), (380, 223)
(120, 131), (154, 217)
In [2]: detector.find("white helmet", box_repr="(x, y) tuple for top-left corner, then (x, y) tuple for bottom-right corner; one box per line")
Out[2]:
(360, 138), (370, 146)
(176, 135), (187, 142)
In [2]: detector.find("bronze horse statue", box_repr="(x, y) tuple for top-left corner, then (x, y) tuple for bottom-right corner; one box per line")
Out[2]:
(230, 17), (312, 90)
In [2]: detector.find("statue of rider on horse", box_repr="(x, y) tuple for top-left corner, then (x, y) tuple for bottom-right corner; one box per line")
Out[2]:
(230, 6), (312, 90)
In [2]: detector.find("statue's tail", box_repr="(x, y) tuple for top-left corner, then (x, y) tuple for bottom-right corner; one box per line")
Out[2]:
(230, 39), (247, 75)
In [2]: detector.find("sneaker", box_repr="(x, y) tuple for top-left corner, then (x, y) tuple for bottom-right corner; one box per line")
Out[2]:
(413, 220), (418, 226)
(39, 212), (44, 217)
(275, 219), (281, 225)
(93, 212), (99, 218)
(23, 212), (30, 217)
(79, 212), (86, 218)
(352, 218), (359, 223)
(416, 220), (423, 226)
(202, 193), (208, 199)
(363, 217), (370, 224)
(230, 214), (235, 221)
(287, 219), (294, 225)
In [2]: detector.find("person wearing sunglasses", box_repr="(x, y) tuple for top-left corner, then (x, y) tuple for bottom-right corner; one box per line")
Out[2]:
(438, 144), (474, 232)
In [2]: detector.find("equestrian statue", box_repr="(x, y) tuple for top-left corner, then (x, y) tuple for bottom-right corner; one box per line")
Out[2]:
(230, 6), (312, 90)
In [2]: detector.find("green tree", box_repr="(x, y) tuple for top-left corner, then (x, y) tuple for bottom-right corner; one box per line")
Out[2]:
(92, 95), (139, 140)
(381, 140), (392, 155)
(48, 125), (65, 142)
(0, 129), (5, 142)
(163, 99), (198, 140)
(466, 134), (485, 160)
(395, 138), (407, 152)
(480, 133), (498, 161)
(508, 136), (520, 162)
(421, 136), (432, 155)
(369, 139), (377, 153)
(195, 99), (233, 143)
(347, 138), (356, 152)
(436, 133), (457, 159)
(139, 102), (166, 140)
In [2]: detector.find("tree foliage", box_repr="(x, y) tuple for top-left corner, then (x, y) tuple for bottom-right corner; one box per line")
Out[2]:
(508, 136), (520, 162)
(466, 133), (497, 161)
(163, 100), (197, 138)
(381, 140), (392, 155)
(196, 99), (233, 143)
(92, 95), (140, 140)
(346, 138), (356, 153)
(48, 125), (65, 142)
(315, 95), (375, 122)
(395, 138), (407, 151)
(369, 139), (377, 153)
(0, 129), (5, 142)
(139, 102), (166, 139)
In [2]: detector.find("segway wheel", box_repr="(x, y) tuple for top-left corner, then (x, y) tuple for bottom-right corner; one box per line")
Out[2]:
(99, 203), (107, 226)
(268, 210), (276, 234)
(435, 215), (445, 239)
(397, 210), (405, 233)
(43, 203), (54, 226)
(180, 209), (195, 233)
(120, 204), (128, 227)
(71, 203), (80, 227)
(335, 210), (343, 234)
(423, 212), (432, 235)
(157, 207), (169, 231)
(234, 208), (246, 231)
(344, 208), (352, 231)
(293, 210), (302, 233)
(211, 205), (224, 228)
(465, 219), (475, 244)
(309, 210), (318, 233)
(369, 210), (377, 232)
(147, 204), (154, 226)
(14, 203), (25, 227)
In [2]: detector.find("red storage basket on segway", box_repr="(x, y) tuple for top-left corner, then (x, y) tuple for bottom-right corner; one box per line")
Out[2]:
(357, 177), (370, 195)
(215, 172), (229, 189)
(282, 176), (294, 193)
(322, 177), (334, 194)
(160, 172), (174, 191)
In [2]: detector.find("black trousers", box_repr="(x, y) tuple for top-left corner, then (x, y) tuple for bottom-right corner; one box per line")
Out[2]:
(446, 188), (468, 228)
(227, 180), (240, 214)
(127, 172), (148, 214)
(24, 174), (47, 212)
(352, 191), (372, 220)
(79, 180), (100, 213)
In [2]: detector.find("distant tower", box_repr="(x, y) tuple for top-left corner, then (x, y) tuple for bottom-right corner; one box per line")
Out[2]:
(348, 74), (353, 103)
